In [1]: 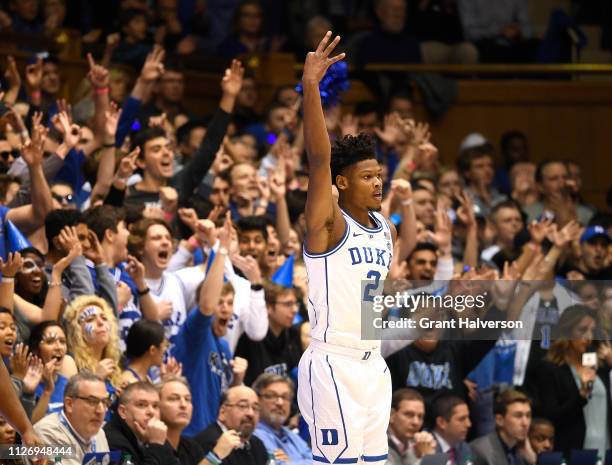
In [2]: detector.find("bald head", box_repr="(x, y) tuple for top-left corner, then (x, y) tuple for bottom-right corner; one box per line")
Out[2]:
(218, 386), (260, 438)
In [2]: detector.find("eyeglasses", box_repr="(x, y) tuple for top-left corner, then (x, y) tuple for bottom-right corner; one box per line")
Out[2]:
(275, 300), (298, 308)
(52, 193), (74, 204)
(225, 401), (260, 413)
(260, 393), (292, 403)
(73, 396), (112, 409)
(0, 150), (19, 161)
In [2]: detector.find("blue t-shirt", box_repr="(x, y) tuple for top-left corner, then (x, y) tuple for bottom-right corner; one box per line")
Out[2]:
(35, 374), (69, 415)
(171, 308), (233, 437)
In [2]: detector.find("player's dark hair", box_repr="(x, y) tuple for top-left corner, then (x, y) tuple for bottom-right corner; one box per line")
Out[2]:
(330, 134), (377, 184)
(391, 388), (424, 410)
(237, 215), (269, 240)
(432, 394), (467, 423)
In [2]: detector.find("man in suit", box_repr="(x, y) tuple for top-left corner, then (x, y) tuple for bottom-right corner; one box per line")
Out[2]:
(386, 388), (436, 465)
(431, 394), (474, 465)
(195, 385), (268, 465)
(470, 389), (531, 465)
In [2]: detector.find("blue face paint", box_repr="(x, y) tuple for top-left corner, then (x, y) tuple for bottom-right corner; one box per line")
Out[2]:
(78, 306), (101, 323)
(84, 323), (94, 339)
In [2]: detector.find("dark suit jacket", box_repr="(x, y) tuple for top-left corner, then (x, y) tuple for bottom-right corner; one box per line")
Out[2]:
(103, 413), (179, 465)
(523, 359), (612, 458)
(194, 422), (268, 465)
(470, 432), (527, 465)
(433, 433), (473, 465)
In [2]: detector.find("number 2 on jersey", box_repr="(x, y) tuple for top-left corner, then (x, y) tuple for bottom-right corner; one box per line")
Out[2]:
(363, 270), (381, 302)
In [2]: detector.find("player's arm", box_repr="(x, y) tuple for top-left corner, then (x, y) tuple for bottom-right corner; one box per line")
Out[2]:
(303, 31), (346, 254)
(388, 179), (417, 262)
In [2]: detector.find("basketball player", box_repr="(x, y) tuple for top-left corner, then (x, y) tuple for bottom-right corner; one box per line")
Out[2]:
(297, 32), (416, 465)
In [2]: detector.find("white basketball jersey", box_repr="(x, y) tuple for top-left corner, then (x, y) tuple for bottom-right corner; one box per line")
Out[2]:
(303, 209), (393, 352)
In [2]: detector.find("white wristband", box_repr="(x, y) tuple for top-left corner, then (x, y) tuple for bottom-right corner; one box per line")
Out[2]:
(401, 199), (413, 206)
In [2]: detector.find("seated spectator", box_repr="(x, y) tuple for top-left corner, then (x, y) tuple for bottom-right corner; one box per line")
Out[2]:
(121, 319), (171, 385)
(104, 381), (177, 464)
(524, 160), (594, 226)
(34, 372), (110, 465)
(525, 305), (611, 458)
(457, 142), (506, 218)
(252, 373), (311, 465)
(469, 389), (531, 465)
(431, 394), (473, 463)
(355, 0), (422, 66)
(194, 385), (268, 465)
(29, 320), (78, 421)
(407, 0), (479, 64)
(387, 388), (435, 465)
(235, 283), (301, 386)
(158, 375), (206, 464)
(457, 0), (539, 63)
(63, 295), (123, 394)
(528, 417), (554, 455)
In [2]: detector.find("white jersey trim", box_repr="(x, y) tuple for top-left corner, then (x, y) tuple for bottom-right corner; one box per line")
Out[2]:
(303, 221), (350, 259)
(342, 210), (383, 233)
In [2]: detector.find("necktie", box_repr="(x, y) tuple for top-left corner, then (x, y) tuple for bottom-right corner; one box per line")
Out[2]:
(449, 447), (457, 465)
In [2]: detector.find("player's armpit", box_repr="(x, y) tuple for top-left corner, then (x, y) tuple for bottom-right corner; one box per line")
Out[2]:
(304, 201), (346, 255)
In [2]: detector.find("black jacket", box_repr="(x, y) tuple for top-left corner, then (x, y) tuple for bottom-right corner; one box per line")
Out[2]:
(103, 413), (178, 465)
(194, 422), (268, 465)
(524, 359), (612, 457)
(234, 328), (301, 386)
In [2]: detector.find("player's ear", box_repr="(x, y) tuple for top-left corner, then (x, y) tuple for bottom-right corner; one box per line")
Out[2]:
(336, 175), (348, 191)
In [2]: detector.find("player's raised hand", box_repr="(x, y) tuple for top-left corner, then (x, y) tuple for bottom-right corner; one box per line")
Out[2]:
(302, 31), (345, 84)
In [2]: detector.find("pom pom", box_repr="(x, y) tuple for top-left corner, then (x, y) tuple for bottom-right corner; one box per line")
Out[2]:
(296, 61), (350, 108)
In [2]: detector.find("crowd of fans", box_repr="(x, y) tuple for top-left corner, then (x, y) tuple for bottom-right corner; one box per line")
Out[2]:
(1, 0), (609, 67)
(0, 1), (610, 465)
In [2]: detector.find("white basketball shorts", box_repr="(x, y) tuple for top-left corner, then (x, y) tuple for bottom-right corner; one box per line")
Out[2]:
(297, 339), (392, 465)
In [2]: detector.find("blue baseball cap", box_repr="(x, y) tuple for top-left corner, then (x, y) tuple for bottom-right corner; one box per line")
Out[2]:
(580, 225), (611, 244)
